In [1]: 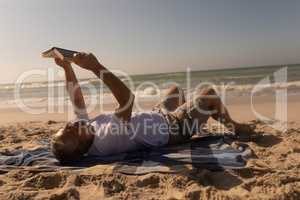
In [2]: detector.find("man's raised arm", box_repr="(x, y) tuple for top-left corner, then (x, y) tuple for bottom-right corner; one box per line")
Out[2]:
(73, 53), (135, 122)
(54, 58), (88, 119)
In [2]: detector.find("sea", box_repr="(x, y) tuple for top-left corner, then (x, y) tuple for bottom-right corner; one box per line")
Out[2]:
(1, 64), (300, 108)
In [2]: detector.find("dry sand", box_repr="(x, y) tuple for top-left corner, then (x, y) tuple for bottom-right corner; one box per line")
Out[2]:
(0, 95), (299, 200)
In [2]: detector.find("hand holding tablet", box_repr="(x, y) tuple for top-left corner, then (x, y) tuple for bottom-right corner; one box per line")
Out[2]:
(42, 47), (78, 62)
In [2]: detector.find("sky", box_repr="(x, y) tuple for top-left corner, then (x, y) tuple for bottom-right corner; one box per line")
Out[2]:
(1, 0), (300, 83)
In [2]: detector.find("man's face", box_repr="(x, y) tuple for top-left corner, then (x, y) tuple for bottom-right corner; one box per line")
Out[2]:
(52, 121), (94, 158)
(53, 126), (80, 155)
(52, 120), (94, 155)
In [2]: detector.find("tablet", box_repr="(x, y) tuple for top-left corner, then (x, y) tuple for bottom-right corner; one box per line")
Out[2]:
(42, 47), (78, 62)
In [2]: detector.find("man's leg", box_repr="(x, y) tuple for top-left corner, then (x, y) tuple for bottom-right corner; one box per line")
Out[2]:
(199, 88), (237, 128)
(199, 88), (255, 140)
(155, 85), (186, 112)
(167, 89), (213, 145)
(168, 87), (254, 145)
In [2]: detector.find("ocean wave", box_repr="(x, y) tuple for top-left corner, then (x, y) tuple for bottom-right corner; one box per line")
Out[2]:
(1, 81), (300, 109)
(1, 74), (300, 109)
(0, 79), (100, 91)
(1, 79), (300, 93)
(221, 80), (300, 91)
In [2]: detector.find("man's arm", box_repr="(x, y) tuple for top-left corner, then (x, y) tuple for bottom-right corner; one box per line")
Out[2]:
(55, 58), (88, 119)
(73, 53), (134, 121)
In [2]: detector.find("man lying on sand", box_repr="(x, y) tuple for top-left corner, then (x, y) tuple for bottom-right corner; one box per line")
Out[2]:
(51, 52), (254, 163)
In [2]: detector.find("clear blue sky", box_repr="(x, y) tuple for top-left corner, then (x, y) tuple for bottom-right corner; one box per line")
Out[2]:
(1, 0), (300, 83)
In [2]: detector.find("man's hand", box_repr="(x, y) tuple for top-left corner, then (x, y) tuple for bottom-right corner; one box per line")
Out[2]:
(73, 52), (134, 121)
(55, 58), (71, 69)
(73, 52), (103, 73)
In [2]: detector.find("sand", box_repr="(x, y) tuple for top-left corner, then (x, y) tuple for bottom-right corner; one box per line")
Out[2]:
(0, 94), (300, 200)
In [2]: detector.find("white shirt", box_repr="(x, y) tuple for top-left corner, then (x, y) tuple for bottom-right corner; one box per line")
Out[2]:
(87, 112), (170, 157)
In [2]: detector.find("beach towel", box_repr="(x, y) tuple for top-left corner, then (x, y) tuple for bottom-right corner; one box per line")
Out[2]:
(0, 135), (253, 175)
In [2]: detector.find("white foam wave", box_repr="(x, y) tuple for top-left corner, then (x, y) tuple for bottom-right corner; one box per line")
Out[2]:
(1, 80), (300, 109)
(218, 81), (300, 91)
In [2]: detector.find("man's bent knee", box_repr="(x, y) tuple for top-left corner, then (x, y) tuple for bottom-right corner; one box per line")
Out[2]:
(200, 87), (217, 96)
